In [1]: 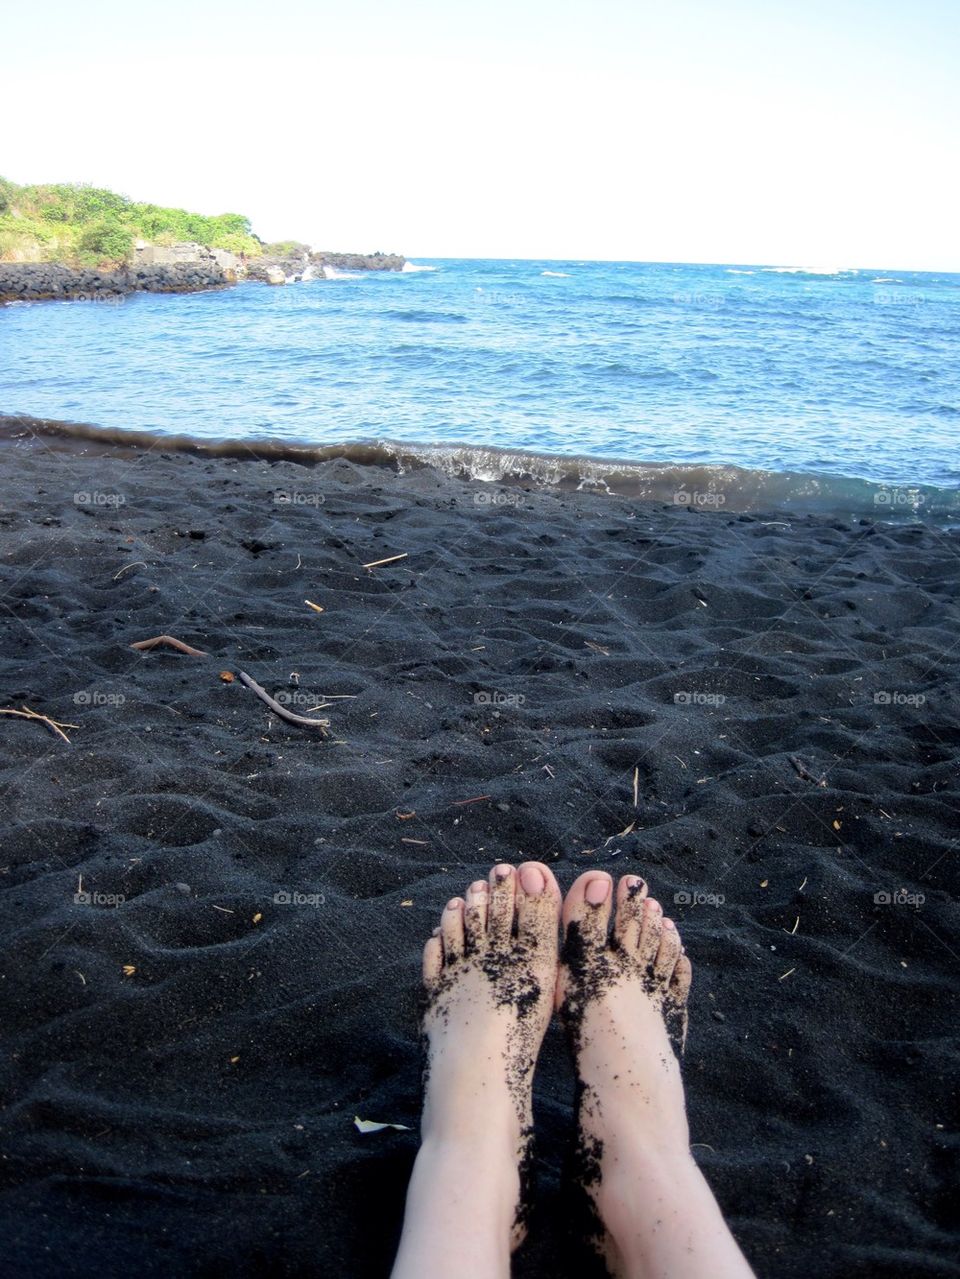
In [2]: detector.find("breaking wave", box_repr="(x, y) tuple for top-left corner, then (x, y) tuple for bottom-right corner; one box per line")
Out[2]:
(3, 415), (957, 524)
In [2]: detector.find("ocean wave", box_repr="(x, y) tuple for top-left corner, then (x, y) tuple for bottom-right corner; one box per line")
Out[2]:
(381, 309), (467, 324)
(4, 416), (956, 524)
(541, 270), (569, 277)
(762, 265), (857, 276)
(322, 266), (361, 280)
(401, 262), (438, 272)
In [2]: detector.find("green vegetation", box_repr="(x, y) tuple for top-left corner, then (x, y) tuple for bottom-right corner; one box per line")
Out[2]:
(0, 178), (264, 266)
(263, 240), (311, 258)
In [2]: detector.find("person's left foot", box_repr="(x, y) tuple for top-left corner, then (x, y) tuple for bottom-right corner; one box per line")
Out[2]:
(419, 861), (562, 1247)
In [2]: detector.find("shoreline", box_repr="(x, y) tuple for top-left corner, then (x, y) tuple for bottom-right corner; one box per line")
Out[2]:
(2, 414), (957, 525)
(0, 437), (958, 1276)
(0, 248), (405, 306)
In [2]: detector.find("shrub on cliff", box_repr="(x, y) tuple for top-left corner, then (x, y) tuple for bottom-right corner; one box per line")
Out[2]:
(78, 218), (134, 265)
(0, 178), (262, 264)
(0, 177), (17, 214)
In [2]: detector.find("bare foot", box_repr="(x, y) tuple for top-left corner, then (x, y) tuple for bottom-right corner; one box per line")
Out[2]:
(391, 861), (561, 1279)
(556, 871), (755, 1279)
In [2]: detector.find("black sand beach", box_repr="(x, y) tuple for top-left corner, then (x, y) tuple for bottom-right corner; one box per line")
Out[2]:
(0, 428), (958, 1277)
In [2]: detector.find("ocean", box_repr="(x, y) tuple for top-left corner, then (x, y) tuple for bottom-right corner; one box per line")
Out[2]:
(2, 258), (959, 520)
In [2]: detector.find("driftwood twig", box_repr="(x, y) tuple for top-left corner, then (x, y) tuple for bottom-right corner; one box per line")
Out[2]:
(0, 706), (78, 744)
(237, 670), (330, 733)
(362, 553), (408, 570)
(131, 635), (207, 656)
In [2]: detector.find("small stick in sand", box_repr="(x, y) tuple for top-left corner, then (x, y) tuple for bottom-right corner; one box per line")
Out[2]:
(304, 600), (324, 613)
(131, 635), (208, 656)
(633, 766), (639, 808)
(236, 670), (330, 733)
(451, 795), (491, 807)
(362, 553), (408, 570)
(789, 755), (827, 786)
(605, 820), (636, 844)
(0, 706), (78, 744)
(113, 561), (148, 580)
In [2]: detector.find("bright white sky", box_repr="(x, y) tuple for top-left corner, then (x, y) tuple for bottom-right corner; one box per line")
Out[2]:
(4, 0), (958, 268)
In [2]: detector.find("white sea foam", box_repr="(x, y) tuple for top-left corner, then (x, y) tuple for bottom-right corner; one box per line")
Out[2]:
(322, 266), (361, 280)
(402, 262), (437, 272)
(763, 265), (850, 276)
(541, 270), (569, 277)
(726, 268), (755, 275)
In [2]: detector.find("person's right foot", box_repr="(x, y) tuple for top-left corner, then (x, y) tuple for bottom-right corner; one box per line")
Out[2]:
(556, 871), (754, 1279)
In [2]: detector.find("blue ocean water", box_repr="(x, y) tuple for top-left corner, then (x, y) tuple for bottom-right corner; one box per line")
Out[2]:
(2, 259), (959, 514)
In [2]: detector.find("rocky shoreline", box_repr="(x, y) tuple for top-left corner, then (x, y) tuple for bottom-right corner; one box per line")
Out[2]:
(0, 243), (406, 305)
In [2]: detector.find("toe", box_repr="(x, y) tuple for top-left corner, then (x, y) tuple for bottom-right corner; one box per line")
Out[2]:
(669, 952), (693, 1003)
(422, 933), (443, 988)
(654, 918), (683, 982)
(487, 863), (517, 946)
(613, 874), (648, 950)
(440, 896), (466, 964)
(665, 952), (692, 1055)
(463, 879), (489, 952)
(562, 870), (614, 951)
(516, 861), (562, 953)
(636, 896), (663, 969)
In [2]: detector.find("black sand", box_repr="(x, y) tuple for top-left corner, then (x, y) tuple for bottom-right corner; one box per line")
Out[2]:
(0, 435), (958, 1277)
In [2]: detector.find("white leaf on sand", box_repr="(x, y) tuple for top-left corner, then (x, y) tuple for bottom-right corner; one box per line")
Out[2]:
(354, 1116), (413, 1134)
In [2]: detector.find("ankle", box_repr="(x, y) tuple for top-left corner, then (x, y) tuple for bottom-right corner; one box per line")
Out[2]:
(414, 1131), (521, 1225)
(575, 1078), (691, 1161)
(393, 1137), (518, 1278)
(422, 1086), (528, 1147)
(598, 1148), (718, 1250)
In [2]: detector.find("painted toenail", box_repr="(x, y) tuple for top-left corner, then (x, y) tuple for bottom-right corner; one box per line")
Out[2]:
(519, 865), (545, 895)
(494, 863), (512, 881)
(446, 898), (461, 911)
(585, 877), (610, 905)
